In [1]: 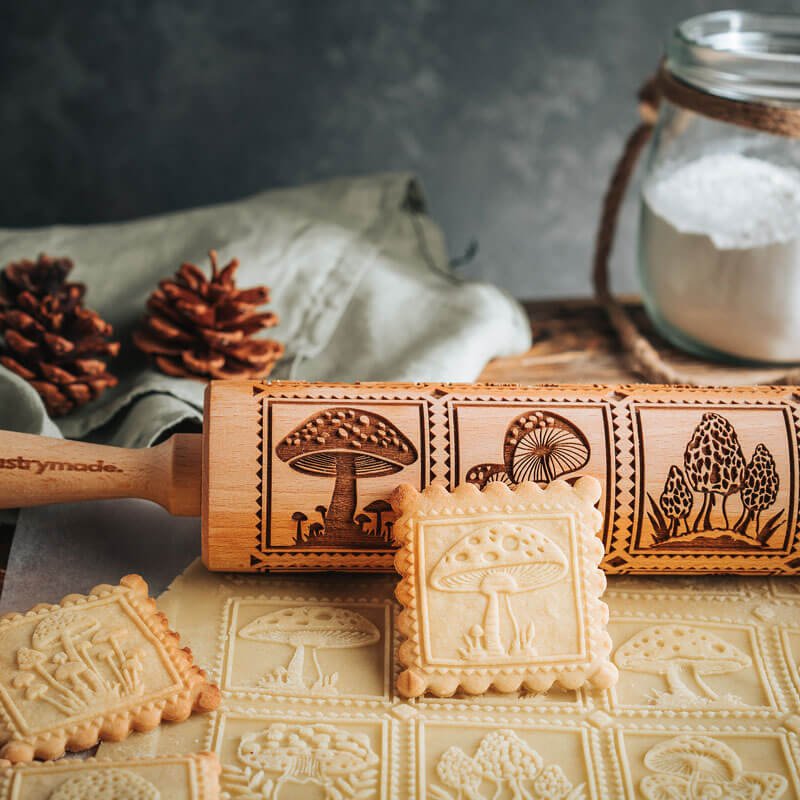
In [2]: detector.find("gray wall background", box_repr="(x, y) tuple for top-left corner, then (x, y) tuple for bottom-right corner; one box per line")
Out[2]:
(2, 1), (798, 298)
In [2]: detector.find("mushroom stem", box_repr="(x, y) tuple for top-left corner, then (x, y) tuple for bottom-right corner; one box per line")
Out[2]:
(286, 644), (306, 687)
(664, 662), (694, 698)
(702, 492), (716, 530)
(311, 647), (324, 684)
(692, 667), (719, 701)
(325, 454), (359, 540)
(693, 493), (710, 532)
(504, 594), (522, 650)
(481, 591), (505, 656)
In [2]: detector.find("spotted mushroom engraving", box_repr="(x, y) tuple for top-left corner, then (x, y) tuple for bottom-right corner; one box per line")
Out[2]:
(430, 523), (568, 660)
(238, 606), (380, 695)
(614, 624), (752, 708)
(276, 408), (418, 547)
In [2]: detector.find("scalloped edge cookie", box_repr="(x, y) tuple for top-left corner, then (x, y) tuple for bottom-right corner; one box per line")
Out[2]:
(0, 751), (220, 798)
(391, 478), (618, 698)
(0, 574), (220, 762)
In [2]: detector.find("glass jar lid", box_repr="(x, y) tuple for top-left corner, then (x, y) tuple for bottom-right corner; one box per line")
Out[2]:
(668, 10), (800, 105)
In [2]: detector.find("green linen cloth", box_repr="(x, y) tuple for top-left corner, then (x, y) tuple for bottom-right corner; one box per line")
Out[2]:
(0, 174), (531, 609)
(0, 173), (530, 448)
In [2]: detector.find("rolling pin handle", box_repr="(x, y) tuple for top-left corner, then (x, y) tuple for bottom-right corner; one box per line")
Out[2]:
(0, 430), (203, 516)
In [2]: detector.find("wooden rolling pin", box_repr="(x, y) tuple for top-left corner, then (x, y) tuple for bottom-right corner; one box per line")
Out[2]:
(1, 381), (799, 575)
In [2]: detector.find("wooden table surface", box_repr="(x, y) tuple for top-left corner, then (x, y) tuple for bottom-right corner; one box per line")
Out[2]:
(0, 298), (786, 591)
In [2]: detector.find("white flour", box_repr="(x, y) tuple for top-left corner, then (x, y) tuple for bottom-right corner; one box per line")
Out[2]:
(641, 153), (800, 362)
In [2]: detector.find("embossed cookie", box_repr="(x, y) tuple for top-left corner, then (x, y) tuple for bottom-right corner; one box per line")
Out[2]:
(0, 574), (221, 762)
(391, 478), (618, 697)
(0, 752), (221, 799)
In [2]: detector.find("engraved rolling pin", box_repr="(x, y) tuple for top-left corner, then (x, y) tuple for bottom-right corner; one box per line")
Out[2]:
(1, 381), (799, 575)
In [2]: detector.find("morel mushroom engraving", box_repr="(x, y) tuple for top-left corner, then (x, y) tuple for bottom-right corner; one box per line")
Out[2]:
(49, 768), (161, 800)
(222, 723), (379, 799)
(684, 412), (746, 531)
(614, 624), (751, 707)
(431, 729), (585, 800)
(238, 605), (380, 695)
(430, 523), (568, 660)
(654, 466), (693, 540)
(640, 735), (787, 800)
(735, 443), (781, 541)
(277, 408), (417, 546)
(503, 411), (590, 484)
(646, 412), (785, 549)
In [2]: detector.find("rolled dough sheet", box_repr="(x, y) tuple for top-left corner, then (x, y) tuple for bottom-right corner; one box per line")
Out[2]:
(99, 561), (800, 798)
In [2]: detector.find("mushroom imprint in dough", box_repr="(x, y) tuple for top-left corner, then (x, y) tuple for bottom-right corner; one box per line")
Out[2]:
(430, 522), (568, 659)
(223, 723), (379, 800)
(238, 605), (380, 695)
(640, 734), (787, 800)
(614, 624), (752, 707)
(48, 768), (160, 800)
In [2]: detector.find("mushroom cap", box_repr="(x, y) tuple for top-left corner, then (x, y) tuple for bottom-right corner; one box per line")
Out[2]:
(31, 610), (101, 650)
(465, 463), (514, 488)
(644, 735), (740, 782)
(355, 514), (372, 524)
(614, 625), (752, 675)
(430, 523), (567, 594)
(291, 511), (308, 521)
(503, 410), (590, 483)
(239, 605), (380, 649)
(276, 408), (417, 478)
(363, 499), (393, 513)
(238, 723), (378, 776)
(48, 768), (160, 800)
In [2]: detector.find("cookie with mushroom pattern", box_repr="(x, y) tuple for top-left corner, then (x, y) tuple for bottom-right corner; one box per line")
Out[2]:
(391, 478), (617, 697)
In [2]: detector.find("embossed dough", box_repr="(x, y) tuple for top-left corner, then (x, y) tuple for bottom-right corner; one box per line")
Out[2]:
(391, 478), (618, 697)
(0, 752), (221, 799)
(0, 574), (220, 762)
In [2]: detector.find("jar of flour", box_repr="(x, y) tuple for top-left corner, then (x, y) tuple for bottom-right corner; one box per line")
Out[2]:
(638, 11), (800, 364)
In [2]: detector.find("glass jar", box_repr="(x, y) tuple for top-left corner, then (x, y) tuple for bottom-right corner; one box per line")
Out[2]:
(638, 11), (800, 364)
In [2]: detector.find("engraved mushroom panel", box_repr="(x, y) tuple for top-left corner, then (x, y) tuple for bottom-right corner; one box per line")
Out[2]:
(610, 619), (772, 710)
(265, 400), (426, 552)
(618, 732), (793, 800)
(420, 721), (592, 800)
(215, 713), (387, 800)
(224, 599), (390, 700)
(0, 600), (178, 733)
(420, 515), (584, 666)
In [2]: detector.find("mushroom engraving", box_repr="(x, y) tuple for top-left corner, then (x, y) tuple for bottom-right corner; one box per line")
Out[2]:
(430, 523), (568, 660)
(48, 768), (161, 800)
(238, 605), (380, 695)
(614, 624), (752, 707)
(363, 498), (393, 541)
(465, 463), (515, 490)
(11, 611), (145, 717)
(276, 408), (417, 546)
(684, 412), (746, 531)
(221, 723), (379, 799)
(430, 729), (585, 800)
(640, 735), (787, 800)
(647, 412), (786, 549)
(503, 411), (590, 484)
(291, 511), (308, 545)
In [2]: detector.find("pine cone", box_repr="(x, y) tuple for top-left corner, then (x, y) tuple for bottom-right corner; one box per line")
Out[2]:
(0, 254), (120, 417)
(134, 250), (283, 380)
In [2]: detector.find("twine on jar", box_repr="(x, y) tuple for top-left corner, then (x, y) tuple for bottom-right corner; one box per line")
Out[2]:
(592, 65), (800, 385)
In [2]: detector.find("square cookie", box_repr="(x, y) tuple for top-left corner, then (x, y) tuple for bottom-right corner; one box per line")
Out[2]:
(391, 478), (617, 697)
(0, 574), (220, 762)
(0, 752), (220, 799)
